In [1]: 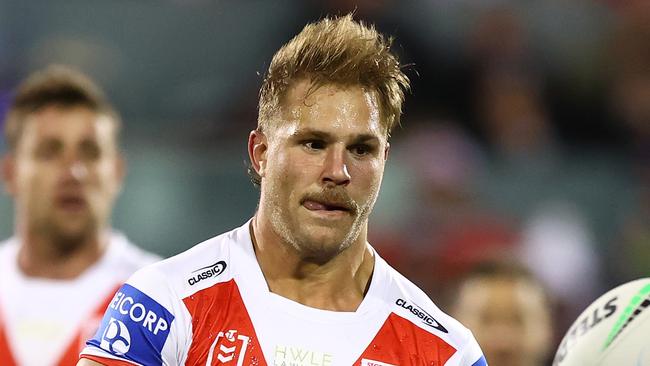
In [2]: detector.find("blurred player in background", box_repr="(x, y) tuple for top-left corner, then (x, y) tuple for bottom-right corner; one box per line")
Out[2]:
(78, 15), (486, 366)
(0, 66), (159, 366)
(451, 260), (553, 366)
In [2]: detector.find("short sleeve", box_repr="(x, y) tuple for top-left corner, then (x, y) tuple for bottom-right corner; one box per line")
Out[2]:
(80, 267), (189, 366)
(458, 331), (488, 366)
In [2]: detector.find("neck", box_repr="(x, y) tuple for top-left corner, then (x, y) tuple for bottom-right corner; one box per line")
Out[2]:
(16, 228), (107, 280)
(251, 215), (374, 312)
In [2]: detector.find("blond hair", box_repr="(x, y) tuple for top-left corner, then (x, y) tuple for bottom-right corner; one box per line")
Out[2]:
(4, 65), (120, 151)
(257, 14), (410, 135)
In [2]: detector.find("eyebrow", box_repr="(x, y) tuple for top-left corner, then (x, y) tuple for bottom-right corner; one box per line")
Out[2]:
(289, 128), (381, 145)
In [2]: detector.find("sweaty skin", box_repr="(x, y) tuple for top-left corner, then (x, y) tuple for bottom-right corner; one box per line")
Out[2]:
(249, 79), (389, 311)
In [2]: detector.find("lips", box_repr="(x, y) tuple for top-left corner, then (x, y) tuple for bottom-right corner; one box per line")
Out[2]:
(55, 193), (87, 211)
(303, 199), (350, 212)
(300, 189), (357, 216)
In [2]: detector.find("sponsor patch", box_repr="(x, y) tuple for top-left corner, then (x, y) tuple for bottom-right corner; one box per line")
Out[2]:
(87, 284), (175, 365)
(395, 298), (448, 333)
(188, 260), (227, 286)
(274, 345), (333, 366)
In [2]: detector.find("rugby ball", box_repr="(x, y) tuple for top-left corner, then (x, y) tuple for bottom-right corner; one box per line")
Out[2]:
(553, 278), (650, 365)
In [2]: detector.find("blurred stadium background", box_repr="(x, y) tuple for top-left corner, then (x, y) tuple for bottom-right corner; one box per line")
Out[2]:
(0, 0), (648, 357)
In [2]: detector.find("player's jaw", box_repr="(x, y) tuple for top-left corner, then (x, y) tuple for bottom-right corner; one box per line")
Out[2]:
(47, 175), (92, 221)
(53, 188), (89, 214)
(31, 183), (105, 252)
(46, 194), (95, 240)
(290, 188), (369, 258)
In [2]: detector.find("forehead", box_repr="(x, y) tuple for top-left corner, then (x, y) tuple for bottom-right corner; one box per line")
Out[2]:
(275, 80), (385, 138)
(19, 105), (116, 146)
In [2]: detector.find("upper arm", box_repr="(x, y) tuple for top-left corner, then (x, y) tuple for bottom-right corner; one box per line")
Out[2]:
(80, 268), (189, 366)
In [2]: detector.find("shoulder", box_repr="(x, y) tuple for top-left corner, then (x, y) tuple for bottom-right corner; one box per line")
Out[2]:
(0, 237), (18, 278)
(0, 237), (17, 258)
(102, 231), (161, 277)
(81, 223), (250, 365)
(379, 258), (466, 340)
(125, 222), (247, 304)
(376, 255), (486, 365)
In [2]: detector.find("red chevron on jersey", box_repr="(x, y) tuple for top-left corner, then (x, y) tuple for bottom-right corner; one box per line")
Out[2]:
(0, 306), (17, 366)
(183, 279), (265, 366)
(355, 313), (457, 365)
(53, 287), (120, 366)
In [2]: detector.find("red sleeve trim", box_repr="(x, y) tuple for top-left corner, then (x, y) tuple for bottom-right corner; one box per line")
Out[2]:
(80, 354), (138, 366)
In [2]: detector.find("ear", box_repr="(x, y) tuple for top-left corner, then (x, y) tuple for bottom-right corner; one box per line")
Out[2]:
(248, 129), (268, 178)
(1, 154), (17, 196)
(383, 142), (390, 161)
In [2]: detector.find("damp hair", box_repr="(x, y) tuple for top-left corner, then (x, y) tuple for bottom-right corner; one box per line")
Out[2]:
(250, 14), (410, 186)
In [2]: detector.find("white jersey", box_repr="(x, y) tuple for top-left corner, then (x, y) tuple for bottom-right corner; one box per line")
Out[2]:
(0, 232), (160, 366)
(81, 221), (487, 366)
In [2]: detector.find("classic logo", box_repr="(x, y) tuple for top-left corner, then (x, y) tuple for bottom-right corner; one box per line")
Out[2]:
(396, 298), (448, 333)
(205, 329), (250, 366)
(188, 260), (227, 286)
(100, 318), (131, 355)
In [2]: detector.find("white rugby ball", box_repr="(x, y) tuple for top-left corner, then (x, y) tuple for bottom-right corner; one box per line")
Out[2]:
(553, 278), (650, 365)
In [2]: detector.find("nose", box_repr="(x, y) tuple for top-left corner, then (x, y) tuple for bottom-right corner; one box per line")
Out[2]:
(62, 156), (88, 182)
(321, 145), (351, 186)
(69, 161), (88, 180)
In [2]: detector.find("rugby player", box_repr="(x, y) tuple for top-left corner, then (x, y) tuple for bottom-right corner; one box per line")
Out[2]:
(79, 15), (487, 366)
(0, 66), (159, 366)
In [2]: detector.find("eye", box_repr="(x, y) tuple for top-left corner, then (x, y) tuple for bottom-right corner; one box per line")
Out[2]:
(79, 140), (101, 160)
(34, 140), (62, 160)
(350, 144), (372, 157)
(303, 139), (325, 151)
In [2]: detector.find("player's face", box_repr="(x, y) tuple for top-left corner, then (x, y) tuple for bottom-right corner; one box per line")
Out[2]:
(255, 80), (388, 261)
(3, 105), (123, 248)
(453, 278), (551, 366)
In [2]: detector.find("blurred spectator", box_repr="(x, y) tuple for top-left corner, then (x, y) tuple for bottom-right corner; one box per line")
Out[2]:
(466, 5), (531, 69)
(518, 201), (601, 321)
(474, 63), (606, 318)
(371, 121), (520, 297)
(476, 68), (553, 160)
(608, 3), (650, 282)
(450, 260), (553, 366)
(610, 2), (650, 152)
